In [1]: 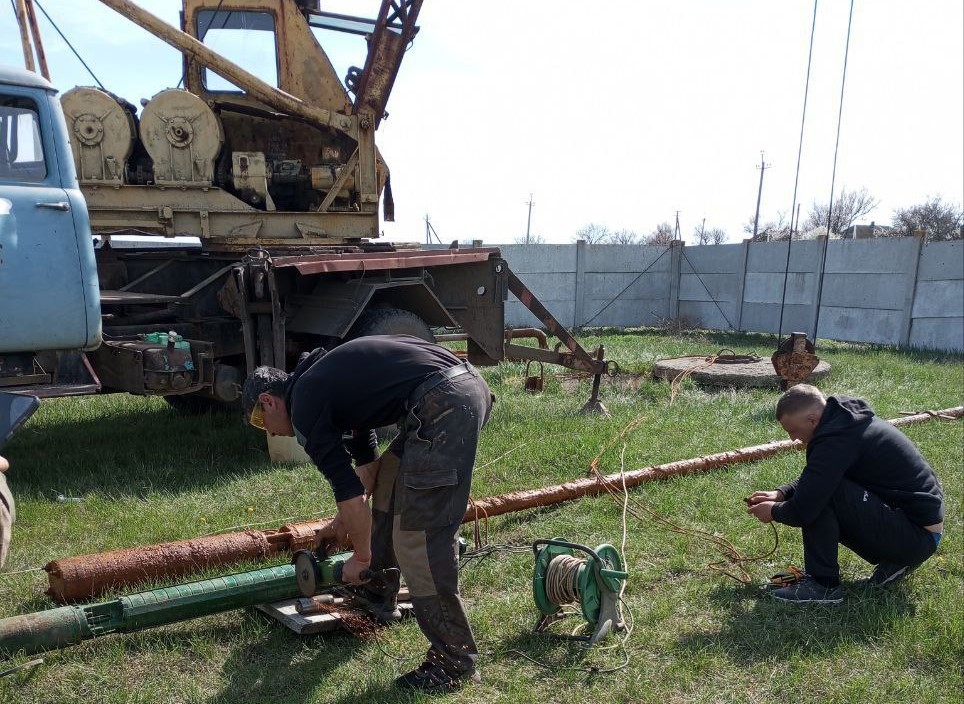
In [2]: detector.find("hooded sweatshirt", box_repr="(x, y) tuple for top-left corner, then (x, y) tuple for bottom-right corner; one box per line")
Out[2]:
(771, 396), (944, 528)
(283, 335), (463, 502)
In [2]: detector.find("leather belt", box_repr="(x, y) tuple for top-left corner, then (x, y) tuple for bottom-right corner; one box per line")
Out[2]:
(405, 363), (473, 411)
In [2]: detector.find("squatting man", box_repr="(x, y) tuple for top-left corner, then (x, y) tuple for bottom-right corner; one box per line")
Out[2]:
(746, 384), (944, 603)
(243, 334), (493, 694)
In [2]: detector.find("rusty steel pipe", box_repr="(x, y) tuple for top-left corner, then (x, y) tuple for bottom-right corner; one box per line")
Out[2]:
(45, 406), (962, 602)
(462, 406), (962, 520)
(435, 328), (550, 349)
(45, 521), (333, 603)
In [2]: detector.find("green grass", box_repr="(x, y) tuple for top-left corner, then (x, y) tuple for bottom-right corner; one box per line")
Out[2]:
(1, 328), (961, 703)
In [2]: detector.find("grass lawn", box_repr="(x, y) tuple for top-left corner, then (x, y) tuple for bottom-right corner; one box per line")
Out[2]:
(0, 328), (961, 704)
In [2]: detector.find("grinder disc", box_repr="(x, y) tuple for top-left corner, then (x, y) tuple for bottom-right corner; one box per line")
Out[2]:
(293, 550), (320, 597)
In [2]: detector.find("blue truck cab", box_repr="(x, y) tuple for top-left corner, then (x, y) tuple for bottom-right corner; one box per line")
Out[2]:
(0, 66), (100, 357)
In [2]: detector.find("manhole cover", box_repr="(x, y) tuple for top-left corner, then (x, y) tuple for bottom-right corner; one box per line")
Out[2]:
(652, 356), (831, 389)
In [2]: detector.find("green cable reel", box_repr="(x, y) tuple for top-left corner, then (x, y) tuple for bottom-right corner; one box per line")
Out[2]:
(531, 538), (629, 647)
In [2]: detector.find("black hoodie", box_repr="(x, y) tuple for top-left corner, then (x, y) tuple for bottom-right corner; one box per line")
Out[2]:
(283, 335), (463, 502)
(771, 396), (944, 528)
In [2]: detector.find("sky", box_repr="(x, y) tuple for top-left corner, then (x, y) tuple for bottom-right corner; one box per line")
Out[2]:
(2, 1), (961, 245)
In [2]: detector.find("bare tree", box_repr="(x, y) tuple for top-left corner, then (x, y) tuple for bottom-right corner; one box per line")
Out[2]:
(802, 187), (878, 236)
(743, 212), (790, 241)
(512, 233), (546, 245)
(694, 225), (728, 245)
(574, 223), (612, 244)
(889, 196), (962, 241)
(645, 222), (675, 246)
(609, 228), (642, 245)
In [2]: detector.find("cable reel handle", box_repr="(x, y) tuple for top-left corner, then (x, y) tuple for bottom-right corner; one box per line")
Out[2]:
(532, 538), (598, 562)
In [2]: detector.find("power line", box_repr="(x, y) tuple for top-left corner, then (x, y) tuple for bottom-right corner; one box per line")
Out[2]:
(777, 0), (820, 341)
(787, 0), (819, 238)
(812, 0), (856, 344)
(32, 0), (104, 89)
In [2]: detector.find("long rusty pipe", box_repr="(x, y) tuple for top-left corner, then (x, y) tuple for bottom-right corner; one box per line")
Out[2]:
(44, 406), (962, 602)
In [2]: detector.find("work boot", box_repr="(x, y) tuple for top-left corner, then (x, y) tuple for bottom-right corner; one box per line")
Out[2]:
(395, 661), (480, 694)
(351, 568), (402, 623)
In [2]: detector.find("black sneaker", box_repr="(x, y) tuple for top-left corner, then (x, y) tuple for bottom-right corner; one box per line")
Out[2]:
(770, 575), (843, 604)
(395, 662), (480, 694)
(861, 562), (917, 587)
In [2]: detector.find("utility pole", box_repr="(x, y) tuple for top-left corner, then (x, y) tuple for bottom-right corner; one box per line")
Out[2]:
(424, 213), (430, 245)
(525, 193), (535, 245)
(700, 217), (706, 244)
(751, 151), (771, 240)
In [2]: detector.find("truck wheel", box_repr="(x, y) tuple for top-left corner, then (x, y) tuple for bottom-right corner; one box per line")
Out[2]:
(348, 308), (434, 442)
(348, 308), (435, 342)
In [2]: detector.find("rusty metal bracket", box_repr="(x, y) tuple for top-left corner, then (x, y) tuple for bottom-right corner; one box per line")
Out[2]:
(505, 269), (612, 414)
(505, 270), (605, 375)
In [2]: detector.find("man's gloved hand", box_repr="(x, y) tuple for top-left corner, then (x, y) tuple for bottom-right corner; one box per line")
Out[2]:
(341, 554), (372, 585)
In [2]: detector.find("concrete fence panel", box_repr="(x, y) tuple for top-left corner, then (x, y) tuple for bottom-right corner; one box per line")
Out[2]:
(498, 238), (962, 352)
(909, 240), (963, 351)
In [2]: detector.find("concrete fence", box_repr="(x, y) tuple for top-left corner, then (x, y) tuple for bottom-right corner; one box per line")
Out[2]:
(499, 238), (963, 353)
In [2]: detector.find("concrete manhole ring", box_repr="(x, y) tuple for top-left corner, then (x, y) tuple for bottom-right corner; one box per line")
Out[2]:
(652, 356), (831, 389)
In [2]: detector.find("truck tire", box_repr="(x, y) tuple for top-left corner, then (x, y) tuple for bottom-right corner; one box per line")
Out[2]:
(348, 308), (435, 342)
(347, 308), (434, 442)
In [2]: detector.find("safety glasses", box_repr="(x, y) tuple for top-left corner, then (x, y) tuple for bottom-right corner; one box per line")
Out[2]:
(249, 403), (265, 431)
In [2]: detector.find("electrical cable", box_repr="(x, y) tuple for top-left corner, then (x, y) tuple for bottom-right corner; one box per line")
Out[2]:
(32, 0), (104, 89)
(812, 0), (856, 345)
(777, 0), (820, 341)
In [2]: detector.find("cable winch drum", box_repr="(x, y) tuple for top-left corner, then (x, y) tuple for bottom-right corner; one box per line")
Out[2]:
(531, 538), (628, 647)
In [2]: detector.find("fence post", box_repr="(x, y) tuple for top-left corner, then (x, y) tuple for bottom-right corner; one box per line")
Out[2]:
(736, 238), (751, 331)
(899, 232), (926, 347)
(573, 239), (587, 328)
(668, 240), (684, 321)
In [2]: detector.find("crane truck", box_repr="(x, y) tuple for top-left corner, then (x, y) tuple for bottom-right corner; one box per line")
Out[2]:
(1, 0), (613, 420)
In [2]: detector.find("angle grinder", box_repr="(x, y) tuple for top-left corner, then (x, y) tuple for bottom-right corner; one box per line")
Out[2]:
(292, 547), (401, 620)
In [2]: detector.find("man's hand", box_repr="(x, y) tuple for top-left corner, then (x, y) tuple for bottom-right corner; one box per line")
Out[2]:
(316, 513), (351, 553)
(747, 501), (776, 523)
(341, 554), (371, 585)
(746, 489), (784, 506)
(354, 457), (381, 496)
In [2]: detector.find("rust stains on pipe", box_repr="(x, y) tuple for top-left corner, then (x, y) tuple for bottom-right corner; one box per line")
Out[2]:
(463, 406), (962, 521)
(45, 520), (333, 603)
(46, 406), (962, 602)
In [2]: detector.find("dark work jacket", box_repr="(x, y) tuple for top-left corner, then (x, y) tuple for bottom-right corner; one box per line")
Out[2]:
(284, 335), (462, 502)
(771, 396), (944, 528)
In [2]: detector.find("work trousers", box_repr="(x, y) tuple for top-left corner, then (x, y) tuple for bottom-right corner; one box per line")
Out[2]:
(802, 478), (939, 581)
(370, 368), (492, 676)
